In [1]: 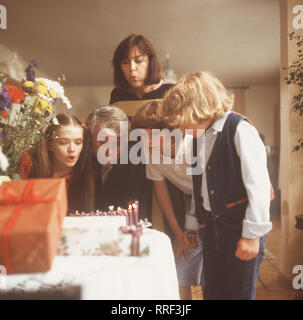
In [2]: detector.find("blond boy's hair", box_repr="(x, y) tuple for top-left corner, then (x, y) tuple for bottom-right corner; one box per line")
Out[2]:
(131, 100), (167, 130)
(162, 71), (234, 128)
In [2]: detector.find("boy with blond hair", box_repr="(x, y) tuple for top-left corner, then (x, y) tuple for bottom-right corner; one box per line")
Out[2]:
(162, 71), (272, 300)
(131, 101), (205, 300)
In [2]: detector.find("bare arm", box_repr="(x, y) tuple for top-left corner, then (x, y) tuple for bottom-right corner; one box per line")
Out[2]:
(153, 180), (190, 259)
(153, 180), (183, 237)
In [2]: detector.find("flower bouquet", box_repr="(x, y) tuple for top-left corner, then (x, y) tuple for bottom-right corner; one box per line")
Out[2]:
(0, 60), (72, 178)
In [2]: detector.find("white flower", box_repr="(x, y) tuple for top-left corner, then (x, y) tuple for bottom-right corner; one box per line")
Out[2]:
(36, 77), (72, 109)
(0, 146), (9, 172)
(52, 116), (59, 125)
(36, 93), (54, 103)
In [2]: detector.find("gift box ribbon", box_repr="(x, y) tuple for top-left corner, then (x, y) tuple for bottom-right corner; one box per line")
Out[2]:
(0, 180), (58, 273)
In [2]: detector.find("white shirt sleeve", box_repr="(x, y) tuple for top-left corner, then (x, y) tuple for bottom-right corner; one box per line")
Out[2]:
(147, 162), (202, 230)
(146, 164), (165, 181)
(234, 120), (272, 239)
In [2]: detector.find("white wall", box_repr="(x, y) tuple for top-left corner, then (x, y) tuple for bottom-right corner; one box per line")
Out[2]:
(244, 84), (280, 147)
(0, 44), (48, 80)
(64, 85), (114, 120)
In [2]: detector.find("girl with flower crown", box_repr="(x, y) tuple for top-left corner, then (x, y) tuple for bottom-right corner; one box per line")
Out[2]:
(18, 113), (95, 213)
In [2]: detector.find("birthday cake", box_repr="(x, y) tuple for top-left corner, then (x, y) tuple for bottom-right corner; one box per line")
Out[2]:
(57, 202), (152, 257)
(64, 213), (128, 231)
(67, 202), (139, 227)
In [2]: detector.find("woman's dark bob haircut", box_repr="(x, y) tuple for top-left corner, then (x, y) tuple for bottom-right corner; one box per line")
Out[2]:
(112, 34), (162, 90)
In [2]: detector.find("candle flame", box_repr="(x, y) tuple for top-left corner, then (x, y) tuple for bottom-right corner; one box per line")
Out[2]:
(109, 205), (114, 211)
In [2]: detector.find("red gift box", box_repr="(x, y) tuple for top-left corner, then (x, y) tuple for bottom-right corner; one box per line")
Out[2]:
(0, 178), (67, 274)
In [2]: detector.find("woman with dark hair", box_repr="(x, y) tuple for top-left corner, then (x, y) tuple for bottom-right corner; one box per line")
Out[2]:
(19, 113), (95, 213)
(109, 34), (186, 245)
(109, 34), (178, 226)
(110, 33), (173, 104)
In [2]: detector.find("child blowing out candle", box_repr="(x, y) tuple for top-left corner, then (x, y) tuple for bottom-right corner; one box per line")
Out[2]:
(161, 71), (273, 300)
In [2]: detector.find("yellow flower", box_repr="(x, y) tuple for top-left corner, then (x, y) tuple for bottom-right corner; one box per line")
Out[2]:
(36, 85), (49, 97)
(23, 81), (34, 88)
(36, 97), (48, 109)
(49, 89), (57, 99)
(46, 104), (52, 113)
(38, 79), (47, 87)
(34, 106), (42, 114)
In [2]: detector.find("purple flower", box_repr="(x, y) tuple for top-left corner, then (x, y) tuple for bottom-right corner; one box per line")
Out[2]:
(25, 64), (35, 82)
(30, 60), (39, 68)
(0, 87), (12, 110)
(0, 129), (8, 139)
(52, 98), (59, 105)
(22, 85), (32, 94)
(25, 60), (39, 82)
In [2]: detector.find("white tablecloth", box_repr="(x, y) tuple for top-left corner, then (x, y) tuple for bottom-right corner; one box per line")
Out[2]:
(3, 229), (180, 300)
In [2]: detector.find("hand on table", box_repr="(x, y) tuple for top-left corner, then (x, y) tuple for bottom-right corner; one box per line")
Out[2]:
(235, 237), (260, 261)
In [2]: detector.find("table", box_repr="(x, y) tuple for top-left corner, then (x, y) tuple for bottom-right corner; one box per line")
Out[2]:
(2, 229), (180, 300)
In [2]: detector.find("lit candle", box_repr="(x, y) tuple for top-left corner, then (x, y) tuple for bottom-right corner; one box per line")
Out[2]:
(108, 205), (114, 216)
(132, 202), (139, 225)
(117, 207), (122, 216)
(128, 204), (133, 226)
